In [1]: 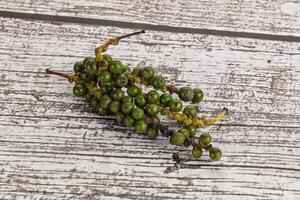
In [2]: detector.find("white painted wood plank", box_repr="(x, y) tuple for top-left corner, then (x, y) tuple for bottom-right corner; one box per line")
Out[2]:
(0, 0), (299, 36)
(0, 17), (300, 199)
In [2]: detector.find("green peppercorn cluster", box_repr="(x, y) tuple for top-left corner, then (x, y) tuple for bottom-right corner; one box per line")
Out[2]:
(67, 54), (225, 161)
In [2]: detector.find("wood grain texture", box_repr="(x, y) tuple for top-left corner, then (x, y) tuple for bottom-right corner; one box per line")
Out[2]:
(0, 17), (300, 200)
(0, 0), (299, 36)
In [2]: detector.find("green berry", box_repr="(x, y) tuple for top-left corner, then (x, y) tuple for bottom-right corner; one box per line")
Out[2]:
(146, 90), (160, 104)
(123, 96), (133, 103)
(127, 85), (140, 97)
(90, 96), (99, 109)
(109, 101), (120, 113)
(73, 61), (84, 74)
(79, 71), (89, 81)
(150, 116), (160, 124)
(160, 93), (172, 107)
(101, 82), (114, 94)
(124, 115), (135, 127)
(132, 65), (142, 76)
(168, 98), (183, 112)
(97, 106), (107, 116)
(131, 107), (145, 120)
(151, 75), (165, 89)
(141, 66), (155, 80)
(135, 119), (148, 134)
(121, 101), (134, 114)
(185, 125), (197, 137)
(178, 128), (190, 138)
(170, 132), (186, 146)
(192, 88), (204, 103)
(123, 65), (131, 74)
(116, 111), (125, 123)
(73, 83), (86, 97)
(111, 88), (124, 101)
(109, 60), (125, 74)
(209, 147), (222, 161)
(178, 87), (194, 101)
(145, 104), (160, 117)
(85, 93), (93, 101)
(146, 128), (159, 139)
(99, 95), (112, 109)
(85, 60), (98, 76)
(134, 94), (147, 107)
(192, 147), (202, 158)
(183, 105), (197, 118)
(102, 54), (112, 63)
(83, 57), (94, 67)
(199, 133), (211, 146)
(99, 71), (112, 84)
(115, 75), (128, 88)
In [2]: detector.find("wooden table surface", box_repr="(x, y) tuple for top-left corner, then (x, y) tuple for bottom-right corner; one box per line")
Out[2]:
(0, 1), (299, 199)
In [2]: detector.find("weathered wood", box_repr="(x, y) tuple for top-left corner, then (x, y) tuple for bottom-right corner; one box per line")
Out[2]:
(0, 17), (299, 199)
(0, 0), (299, 36)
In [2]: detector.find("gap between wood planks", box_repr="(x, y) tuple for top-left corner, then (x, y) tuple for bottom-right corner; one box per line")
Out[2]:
(0, 10), (300, 42)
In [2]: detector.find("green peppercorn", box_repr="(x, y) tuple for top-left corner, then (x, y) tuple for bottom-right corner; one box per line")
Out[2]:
(145, 104), (160, 117)
(170, 132), (186, 146)
(101, 82), (114, 94)
(178, 87), (194, 101)
(209, 147), (222, 161)
(185, 125), (197, 137)
(82, 57), (94, 67)
(85, 93), (93, 101)
(134, 94), (147, 107)
(123, 96), (133, 103)
(192, 88), (204, 103)
(146, 128), (159, 139)
(151, 75), (165, 89)
(178, 128), (190, 138)
(98, 59), (109, 68)
(109, 60), (125, 74)
(124, 115), (135, 127)
(131, 107), (145, 120)
(73, 83), (87, 97)
(100, 95), (112, 109)
(150, 116), (160, 124)
(146, 90), (160, 104)
(192, 147), (202, 158)
(111, 88), (124, 101)
(141, 66), (155, 80)
(127, 85), (141, 97)
(99, 71), (112, 84)
(121, 101), (134, 114)
(115, 75), (128, 87)
(160, 93), (172, 107)
(168, 98), (183, 112)
(85, 60), (98, 76)
(79, 71), (90, 81)
(116, 111), (125, 123)
(109, 101), (120, 113)
(132, 65), (142, 76)
(73, 61), (84, 74)
(123, 65), (131, 74)
(183, 105), (197, 118)
(199, 133), (211, 146)
(97, 106), (107, 116)
(90, 96), (99, 109)
(102, 54), (112, 63)
(135, 119), (148, 134)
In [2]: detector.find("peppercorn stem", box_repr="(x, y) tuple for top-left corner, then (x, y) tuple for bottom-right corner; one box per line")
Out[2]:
(46, 69), (79, 83)
(116, 30), (145, 40)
